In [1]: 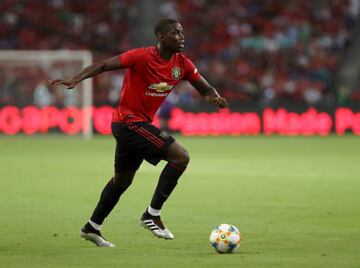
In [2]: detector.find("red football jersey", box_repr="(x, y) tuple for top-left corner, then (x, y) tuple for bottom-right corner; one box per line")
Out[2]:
(112, 46), (201, 123)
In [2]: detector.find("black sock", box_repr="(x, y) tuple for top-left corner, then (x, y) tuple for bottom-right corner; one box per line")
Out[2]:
(83, 222), (101, 235)
(90, 177), (130, 225)
(150, 163), (186, 210)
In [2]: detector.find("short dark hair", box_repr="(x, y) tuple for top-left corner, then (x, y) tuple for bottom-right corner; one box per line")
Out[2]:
(154, 18), (179, 36)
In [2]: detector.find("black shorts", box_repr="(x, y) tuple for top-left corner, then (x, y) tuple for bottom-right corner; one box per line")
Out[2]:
(111, 121), (175, 173)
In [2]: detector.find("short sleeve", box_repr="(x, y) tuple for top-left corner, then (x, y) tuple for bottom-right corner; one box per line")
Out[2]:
(183, 57), (201, 82)
(118, 48), (144, 68)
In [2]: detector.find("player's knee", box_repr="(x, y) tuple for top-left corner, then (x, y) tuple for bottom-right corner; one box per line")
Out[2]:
(167, 142), (190, 167)
(177, 149), (190, 167)
(113, 172), (135, 189)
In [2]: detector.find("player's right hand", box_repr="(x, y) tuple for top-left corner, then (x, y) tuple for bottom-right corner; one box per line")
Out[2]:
(213, 96), (228, 109)
(48, 79), (77, 89)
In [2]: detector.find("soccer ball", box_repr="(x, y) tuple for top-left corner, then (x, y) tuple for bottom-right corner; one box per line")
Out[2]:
(209, 223), (241, 254)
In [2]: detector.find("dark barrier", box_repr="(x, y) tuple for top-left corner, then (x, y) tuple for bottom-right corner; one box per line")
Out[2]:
(0, 106), (359, 136)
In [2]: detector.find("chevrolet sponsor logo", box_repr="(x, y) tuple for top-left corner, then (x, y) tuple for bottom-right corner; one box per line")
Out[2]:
(145, 92), (169, 97)
(148, 82), (174, 92)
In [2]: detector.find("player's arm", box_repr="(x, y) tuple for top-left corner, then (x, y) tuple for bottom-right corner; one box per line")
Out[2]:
(49, 56), (123, 89)
(190, 76), (228, 109)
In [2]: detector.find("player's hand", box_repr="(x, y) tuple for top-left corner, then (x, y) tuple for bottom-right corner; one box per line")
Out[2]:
(48, 79), (77, 89)
(212, 96), (228, 109)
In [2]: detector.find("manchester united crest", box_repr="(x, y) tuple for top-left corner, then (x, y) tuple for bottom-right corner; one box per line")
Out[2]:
(171, 66), (181, 80)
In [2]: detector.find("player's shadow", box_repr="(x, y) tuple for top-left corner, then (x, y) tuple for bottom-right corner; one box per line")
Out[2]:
(235, 251), (260, 254)
(202, 251), (259, 256)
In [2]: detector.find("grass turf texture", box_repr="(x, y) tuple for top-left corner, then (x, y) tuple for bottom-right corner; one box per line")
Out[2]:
(0, 135), (359, 268)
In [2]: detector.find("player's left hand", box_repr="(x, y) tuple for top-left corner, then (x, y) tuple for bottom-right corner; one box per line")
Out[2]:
(212, 96), (228, 109)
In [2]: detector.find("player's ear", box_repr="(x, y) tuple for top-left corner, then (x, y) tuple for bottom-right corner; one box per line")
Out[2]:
(156, 32), (165, 42)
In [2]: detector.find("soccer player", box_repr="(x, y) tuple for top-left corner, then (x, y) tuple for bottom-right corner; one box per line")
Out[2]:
(49, 18), (228, 247)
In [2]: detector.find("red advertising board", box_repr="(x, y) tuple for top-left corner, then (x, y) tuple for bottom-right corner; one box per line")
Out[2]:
(0, 106), (359, 136)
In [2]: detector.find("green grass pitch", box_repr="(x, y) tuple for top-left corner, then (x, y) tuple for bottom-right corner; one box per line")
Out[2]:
(0, 135), (359, 268)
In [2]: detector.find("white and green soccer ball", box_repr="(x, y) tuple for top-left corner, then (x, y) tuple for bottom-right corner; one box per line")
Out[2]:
(210, 224), (241, 254)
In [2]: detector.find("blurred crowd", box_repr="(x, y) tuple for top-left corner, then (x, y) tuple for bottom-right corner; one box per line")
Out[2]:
(0, 0), (359, 108)
(167, 0), (360, 106)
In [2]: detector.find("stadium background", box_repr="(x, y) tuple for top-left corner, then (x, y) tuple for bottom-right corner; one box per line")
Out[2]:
(1, 1), (360, 268)
(1, 0), (360, 135)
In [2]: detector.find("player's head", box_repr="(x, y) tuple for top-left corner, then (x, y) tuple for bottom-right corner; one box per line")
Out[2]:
(154, 18), (185, 52)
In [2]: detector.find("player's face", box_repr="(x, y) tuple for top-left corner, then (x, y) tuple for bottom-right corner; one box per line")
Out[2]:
(162, 23), (185, 52)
